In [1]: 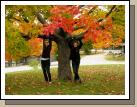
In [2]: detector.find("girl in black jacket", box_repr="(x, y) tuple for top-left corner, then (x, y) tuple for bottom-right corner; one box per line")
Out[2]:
(38, 35), (54, 84)
(69, 38), (83, 83)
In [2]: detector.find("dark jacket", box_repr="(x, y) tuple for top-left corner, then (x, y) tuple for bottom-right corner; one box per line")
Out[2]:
(41, 40), (52, 58)
(38, 35), (54, 58)
(69, 39), (83, 62)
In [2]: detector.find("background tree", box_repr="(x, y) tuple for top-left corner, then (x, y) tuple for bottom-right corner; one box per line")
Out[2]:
(5, 19), (30, 64)
(110, 5), (125, 48)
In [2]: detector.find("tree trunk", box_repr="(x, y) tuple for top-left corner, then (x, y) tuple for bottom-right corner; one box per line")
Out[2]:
(57, 38), (72, 81)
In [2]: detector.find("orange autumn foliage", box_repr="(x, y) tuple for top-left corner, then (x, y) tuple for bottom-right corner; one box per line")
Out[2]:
(27, 38), (42, 56)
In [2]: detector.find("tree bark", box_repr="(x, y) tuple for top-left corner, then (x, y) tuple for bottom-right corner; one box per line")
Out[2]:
(97, 5), (116, 23)
(56, 37), (73, 81)
(35, 12), (47, 24)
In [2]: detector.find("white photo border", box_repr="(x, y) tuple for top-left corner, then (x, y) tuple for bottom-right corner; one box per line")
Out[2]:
(1, 1), (129, 100)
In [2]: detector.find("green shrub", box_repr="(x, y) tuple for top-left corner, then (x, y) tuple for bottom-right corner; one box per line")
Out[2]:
(82, 40), (92, 55)
(83, 48), (91, 55)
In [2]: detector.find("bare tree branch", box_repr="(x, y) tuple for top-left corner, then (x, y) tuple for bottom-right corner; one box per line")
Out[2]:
(79, 5), (85, 8)
(105, 5), (116, 18)
(22, 17), (29, 23)
(20, 32), (31, 41)
(88, 6), (98, 15)
(12, 17), (22, 22)
(9, 15), (29, 23)
(98, 5), (116, 22)
(35, 12), (47, 24)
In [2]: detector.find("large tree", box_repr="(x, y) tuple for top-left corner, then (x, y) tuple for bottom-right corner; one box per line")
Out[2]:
(5, 5), (124, 80)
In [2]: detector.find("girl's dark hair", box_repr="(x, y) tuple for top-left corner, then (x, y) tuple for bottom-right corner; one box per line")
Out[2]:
(73, 40), (80, 45)
(44, 39), (49, 42)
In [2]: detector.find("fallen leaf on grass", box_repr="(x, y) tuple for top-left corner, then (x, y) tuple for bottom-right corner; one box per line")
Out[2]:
(56, 82), (61, 86)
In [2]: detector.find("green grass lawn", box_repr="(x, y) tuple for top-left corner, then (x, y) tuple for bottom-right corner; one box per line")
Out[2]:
(5, 65), (125, 95)
(105, 55), (125, 61)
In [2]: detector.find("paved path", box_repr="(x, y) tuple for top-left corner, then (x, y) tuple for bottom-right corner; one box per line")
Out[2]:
(5, 54), (125, 73)
(80, 54), (125, 65)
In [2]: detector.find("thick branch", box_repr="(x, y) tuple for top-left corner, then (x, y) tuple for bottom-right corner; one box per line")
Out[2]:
(9, 15), (29, 23)
(98, 5), (116, 22)
(21, 33), (54, 41)
(105, 5), (116, 18)
(79, 5), (85, 8)
(53, 27), (69, 40)
(54, 32), (63, 40)
(12, 17), (22, 22)
(88, 6), (98, 15)
(22, 17), (29, 23)
(20, 32), (30, 40)
(35, 12), (46, 24)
